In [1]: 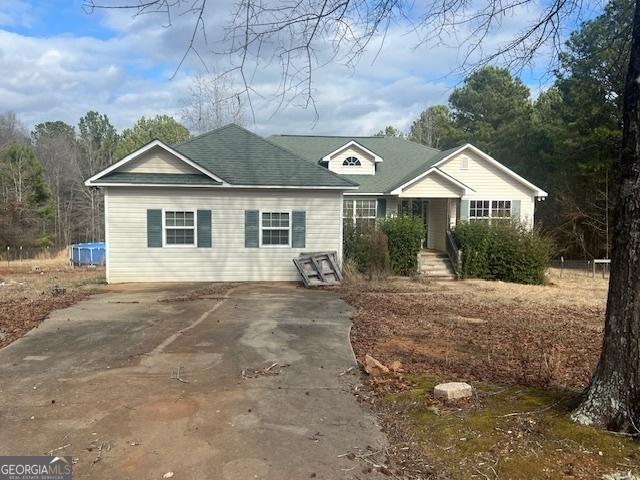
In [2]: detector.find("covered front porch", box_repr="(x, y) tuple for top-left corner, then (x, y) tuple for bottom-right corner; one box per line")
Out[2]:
(391, 197), (459, 252)
(387, 164), (471, 253)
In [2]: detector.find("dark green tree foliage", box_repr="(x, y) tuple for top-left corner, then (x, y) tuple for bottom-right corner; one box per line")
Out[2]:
(449, 67), (533, 172)
(374, 125), (404, 137)
(0, 144), (51, 247)
(529, 0), (631, 258)
(453, 221), (552, 284)
(115, 115), (191, 159)
(379, 214), (424, 275)
(409, 105), (461, 149)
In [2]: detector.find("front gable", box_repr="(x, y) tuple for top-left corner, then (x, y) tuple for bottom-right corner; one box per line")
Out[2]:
(118, 145), (200, 175)
(399, 170), (466, 198)
(327, 144), (377, 175)
(438, 147), (543, 197)
(86, 139), (226, 187)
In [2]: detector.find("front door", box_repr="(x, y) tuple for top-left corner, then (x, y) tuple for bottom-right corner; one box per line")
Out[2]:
(401, 199), (429, 248)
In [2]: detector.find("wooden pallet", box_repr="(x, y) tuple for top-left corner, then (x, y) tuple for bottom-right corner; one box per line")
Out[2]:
(293, 251), (343, 287)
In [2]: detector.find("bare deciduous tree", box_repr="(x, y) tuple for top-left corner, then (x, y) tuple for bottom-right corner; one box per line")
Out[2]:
(179, 74), (246, 134)
(0, 112), (28, 150)
(33, 122), (78, 246)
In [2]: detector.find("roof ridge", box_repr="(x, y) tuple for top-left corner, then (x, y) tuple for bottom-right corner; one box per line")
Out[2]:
(272, 134), (380, 139)
(173, 123), (239, 148)
(387, 135), (443, 153)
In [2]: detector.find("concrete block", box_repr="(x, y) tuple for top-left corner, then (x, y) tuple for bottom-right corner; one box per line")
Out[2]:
(434, 382), (473, 401)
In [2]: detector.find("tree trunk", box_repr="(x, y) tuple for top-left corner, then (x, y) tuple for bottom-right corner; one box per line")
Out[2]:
(572, 0), (640, 432)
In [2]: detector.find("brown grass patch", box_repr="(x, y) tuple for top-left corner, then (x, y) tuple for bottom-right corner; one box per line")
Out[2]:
(342, 269), (622, 478)
(343, 269), (606, 390)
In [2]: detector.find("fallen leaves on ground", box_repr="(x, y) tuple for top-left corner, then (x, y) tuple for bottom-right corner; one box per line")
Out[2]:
(0, 290), (93, 348)
(343, 281), (603, 390)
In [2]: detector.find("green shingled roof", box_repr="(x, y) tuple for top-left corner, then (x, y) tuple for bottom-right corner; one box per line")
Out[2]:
(268, 134), (459, 193)
(172, 124), (358, 188)
(99, 172), (222, 185)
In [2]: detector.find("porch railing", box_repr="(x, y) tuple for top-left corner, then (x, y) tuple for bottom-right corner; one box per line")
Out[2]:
(445, 228), (462, 278)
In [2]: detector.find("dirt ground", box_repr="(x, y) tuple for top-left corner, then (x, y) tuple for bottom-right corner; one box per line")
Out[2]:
(341, 270), (640, 479)
(343, 269), (607, 390)
(0, 255), (105, 348)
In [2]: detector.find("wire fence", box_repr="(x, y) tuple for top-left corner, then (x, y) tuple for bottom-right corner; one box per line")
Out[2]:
(0, 246), (63, 264)
(549, 258), (611, 278)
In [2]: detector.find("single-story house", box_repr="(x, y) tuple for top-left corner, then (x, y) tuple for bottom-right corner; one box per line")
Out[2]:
(86, 124), (547, 283)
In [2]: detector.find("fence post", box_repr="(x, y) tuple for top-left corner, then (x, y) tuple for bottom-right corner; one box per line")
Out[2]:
(5, 246), (9, 267)
(560, 256), (564, 278)
(19, 245), (22, 261)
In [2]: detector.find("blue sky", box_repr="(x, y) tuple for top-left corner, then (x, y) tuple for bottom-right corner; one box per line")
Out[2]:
(0, 0), (599, 135)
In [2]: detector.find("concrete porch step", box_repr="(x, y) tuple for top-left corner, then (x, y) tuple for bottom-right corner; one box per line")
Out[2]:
(418, 249), (457, 280)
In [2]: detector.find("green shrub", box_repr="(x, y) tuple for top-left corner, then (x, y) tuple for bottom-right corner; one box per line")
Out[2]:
(452, 221), (491, 278)
(453, 220), (552, 285)
(379, 214), (424, 276)
(343, 223), (390, 279)
(343, 221), (369, 269)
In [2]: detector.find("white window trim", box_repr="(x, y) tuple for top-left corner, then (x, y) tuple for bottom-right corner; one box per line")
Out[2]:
(162, 209), (197, 248)
(343, 199), (378, 227)
(468, 200), (512, 222)
(259, 210), (292, 248)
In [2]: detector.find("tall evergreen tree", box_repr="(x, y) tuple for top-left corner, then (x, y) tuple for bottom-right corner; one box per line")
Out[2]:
(115, 115), (191, 159)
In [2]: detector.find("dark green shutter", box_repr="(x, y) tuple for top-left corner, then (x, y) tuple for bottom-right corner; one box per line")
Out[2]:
(376, 198), (386, 218)
(511, 200), (521, 221)
(459, 199), (470, 222)
(292, 211), (306, 248)
(147, 209), (162, 247)
(197, 210), (212, 247)
(245, 210), (259, 248)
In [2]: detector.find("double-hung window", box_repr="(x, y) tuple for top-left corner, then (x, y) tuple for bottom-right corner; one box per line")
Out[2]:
(261, 212), (290, 246)
(468, 200), (511, 223)
(491, 200), (512, 220)
(343, 199), (377, 230)
(164, 210), (196, 246)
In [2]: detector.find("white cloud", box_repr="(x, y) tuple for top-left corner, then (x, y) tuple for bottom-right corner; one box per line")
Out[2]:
(0, 0), (561, 136)
(0, 0), (33, 28)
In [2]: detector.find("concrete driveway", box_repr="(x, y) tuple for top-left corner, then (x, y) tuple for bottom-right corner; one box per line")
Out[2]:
(0, 283), (387, 479)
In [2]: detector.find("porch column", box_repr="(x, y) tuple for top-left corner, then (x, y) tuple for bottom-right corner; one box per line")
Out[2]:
(448, 198), (459, 228)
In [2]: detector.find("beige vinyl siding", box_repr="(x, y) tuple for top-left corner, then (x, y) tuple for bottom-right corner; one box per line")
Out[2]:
(119, 146), (198, 174)
(428, 199), (448, 251)
(439, 150), (536, 226)
(328, 146), (376, 175)
(399, 171), (463, 198)
(105, 187), (342, 283)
